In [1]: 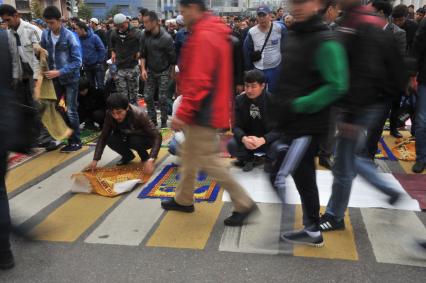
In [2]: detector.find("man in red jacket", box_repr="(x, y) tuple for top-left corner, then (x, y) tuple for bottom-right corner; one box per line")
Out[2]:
(161, 0), (257, 226)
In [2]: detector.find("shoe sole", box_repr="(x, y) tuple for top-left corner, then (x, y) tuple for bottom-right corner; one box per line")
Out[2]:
(281, 236), (324, 248)
(0, 262), (15, 270)
(224, 204), (261, 227)
(161, 205), (194, 213)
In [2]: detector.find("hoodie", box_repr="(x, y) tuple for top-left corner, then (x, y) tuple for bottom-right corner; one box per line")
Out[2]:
(176, 13), (234, 129)
(79, 28), (106, 66)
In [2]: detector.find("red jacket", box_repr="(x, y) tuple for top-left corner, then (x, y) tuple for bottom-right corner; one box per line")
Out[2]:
(176, 13), (233, 129)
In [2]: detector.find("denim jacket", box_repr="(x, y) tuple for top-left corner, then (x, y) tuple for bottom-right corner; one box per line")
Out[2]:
(40, 26), (82, 85)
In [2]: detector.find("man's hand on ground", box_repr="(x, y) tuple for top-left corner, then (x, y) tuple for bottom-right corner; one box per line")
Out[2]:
(143, 159), (155, 176)
(86, 160), (98, 173)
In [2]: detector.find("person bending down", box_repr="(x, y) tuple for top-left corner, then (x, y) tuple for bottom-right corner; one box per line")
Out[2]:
(87, 94), (162, 175)
(227, 70), (280, 172)
(78, 78), (106, 130)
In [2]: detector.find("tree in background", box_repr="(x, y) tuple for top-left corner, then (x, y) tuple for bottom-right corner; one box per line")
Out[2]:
(78, 3), (93, 20)
(30, 0), (43, 19)
(106, 5), (121, 19)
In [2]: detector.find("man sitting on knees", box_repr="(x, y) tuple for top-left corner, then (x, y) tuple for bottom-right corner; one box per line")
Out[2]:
(227, 70), (280, 172)
(87, 94), (162, 175)
(78, 78), (106, 130)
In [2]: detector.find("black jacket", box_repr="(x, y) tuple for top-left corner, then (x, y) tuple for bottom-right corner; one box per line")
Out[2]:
(233, 90), (280, 144)
(110, 26), (142, 69)
(94, 28), (108, 48)
(140, 27), (176, 73)
(402, 19), (419, 55)
(413, 19), (426, 83)
(231, 35), (245, 87)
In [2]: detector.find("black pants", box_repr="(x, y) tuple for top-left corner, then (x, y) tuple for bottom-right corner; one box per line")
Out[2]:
(79, 108), (106, 128)
(227, 137), (267, 161)
(365, 101), (391, 160)
(107, 133), (153, 161)
(390, 94), (402, 131)
(271, 135), (320, 231)
(0, 152), (10, 252)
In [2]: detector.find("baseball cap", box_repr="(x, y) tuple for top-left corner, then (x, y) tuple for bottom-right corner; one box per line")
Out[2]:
(113, 13), (127, 25)
(257, 6), (271, 15)
(90, 18), (99, 25)
(176, 15), (184, 25)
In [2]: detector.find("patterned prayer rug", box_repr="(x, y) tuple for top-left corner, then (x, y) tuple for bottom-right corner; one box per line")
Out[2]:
(391, 137), (416, 162)
(8, 148), (46, 170)
(376, 137), (398, 161)
(160, 128), (174, 148)
(138, 163), (221, 202)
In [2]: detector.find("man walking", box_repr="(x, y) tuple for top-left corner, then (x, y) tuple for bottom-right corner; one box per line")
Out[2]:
(110, 13), (142, 104)
(41, 6), (82, 152)
(161, 0), (257, 226)
(140, 11), (176, 128)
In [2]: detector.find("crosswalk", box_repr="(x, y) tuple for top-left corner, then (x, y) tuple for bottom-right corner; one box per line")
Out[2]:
(6, 147), (426, 268)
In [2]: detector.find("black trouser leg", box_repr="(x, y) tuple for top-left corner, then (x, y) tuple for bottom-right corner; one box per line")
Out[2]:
(0, 152), (11, 252)
(227, 137), (253, 161)
(107, 133), (135, 160)
(127, 135), (153, 161)
(390, 95), (402, 130)
(291, 136), (320, 231)
(365, 101), (391, 160)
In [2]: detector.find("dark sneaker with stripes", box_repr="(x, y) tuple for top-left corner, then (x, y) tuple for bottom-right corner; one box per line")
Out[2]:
(319, 213), (345, 231)
(280, 230), (324, 247)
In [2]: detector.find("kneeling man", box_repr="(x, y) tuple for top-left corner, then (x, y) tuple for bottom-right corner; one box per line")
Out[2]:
(227, 70), (280, 171)
(88, 94), (162, 175)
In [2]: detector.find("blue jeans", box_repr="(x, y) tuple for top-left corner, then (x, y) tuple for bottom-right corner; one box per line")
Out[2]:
(325, 104), (399, 220)
(54, 81), (81, 144)
(0, 152), (10, 252)
(415, 84), (426, 163)
(258, 66), (280, 92)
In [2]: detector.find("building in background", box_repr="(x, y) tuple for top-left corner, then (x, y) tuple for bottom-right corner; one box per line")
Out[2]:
(2, 0), (31, 19)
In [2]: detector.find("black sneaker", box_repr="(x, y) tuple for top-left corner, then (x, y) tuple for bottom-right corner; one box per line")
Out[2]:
(242, 161), (254, 172)
(224, 204), (259, 226)
(60, 143), (82, 153)
(160, 122), (168, 129)
(0, 250), (14, 270)
(412, 162), (426, 173)
(281, 230), (324, 247)
(319, 213), (345, 231)
(388, 191), (402, 205)
(417, 240), (426, 251)
(161, 198), (194, 213)
(43, 141), (62, 152)
(232, 159), (246, 168)
(318, 156), (333, 169)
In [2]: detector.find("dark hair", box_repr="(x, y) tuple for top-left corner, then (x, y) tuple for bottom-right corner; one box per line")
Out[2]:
(75, 21), (88, 32)
(107, 94), (129, 110)
(244, 70), (266, 84)
(144, 11), (159, 22)
(417, 8), (425, 15)
(140, 8), (149, 16)
(70, 16), (80, 23)
(324, 0), (338, 10)
(372, 0), (393, 18)
(0, 4), (17, 16)
(79, 78), (90, 91)
(392, 4), (409, 18)
(179, 0), (207, 11)
(408, 4), (415, 9)
(277, 7), (284, 12)
(131, 17), (139, 21)
(43, 6), (62, 20)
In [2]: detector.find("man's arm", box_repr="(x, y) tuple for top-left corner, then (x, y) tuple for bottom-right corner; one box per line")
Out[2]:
(93, 115), (112, 161)
(292, 40), (348, 114)
(232, 95), (247, 142)
(94, 34), (106, 64)
(8, 31), (20, 80)
(243, 32), (255, 70)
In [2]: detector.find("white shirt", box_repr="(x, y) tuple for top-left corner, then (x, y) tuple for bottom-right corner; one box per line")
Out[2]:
(15, 20), (42, 79)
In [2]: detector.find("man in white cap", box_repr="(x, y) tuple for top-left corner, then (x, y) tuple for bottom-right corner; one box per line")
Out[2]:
(109, 13), (142, 104)
(90, 17), (107, 48)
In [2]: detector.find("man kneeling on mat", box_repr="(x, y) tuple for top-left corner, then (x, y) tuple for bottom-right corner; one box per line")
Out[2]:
(227, 70), (280, 172)
(87, 94), (162, 175)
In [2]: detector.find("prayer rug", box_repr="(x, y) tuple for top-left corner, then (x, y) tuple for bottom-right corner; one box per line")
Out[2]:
(160, 128), (174, 148)
(393, 173), (426, 210)
(8, 148), (46, 170)
(71, 163), (146, 197)
(375, 137), (398, 161)
(391, 137), (416, 162)
(138, 163), (221, 202)
(80, 129), (101, 145)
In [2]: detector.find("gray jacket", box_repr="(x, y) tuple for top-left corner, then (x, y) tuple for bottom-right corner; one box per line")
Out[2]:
(140, 27), (176, 73)
(385, 23), (407, 56)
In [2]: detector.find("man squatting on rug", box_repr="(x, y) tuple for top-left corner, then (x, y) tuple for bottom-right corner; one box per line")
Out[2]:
(87, 94), (162, 175)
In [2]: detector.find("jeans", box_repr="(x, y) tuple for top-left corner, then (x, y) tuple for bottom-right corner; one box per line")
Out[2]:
(84, 64), (105, 90)
(325, 105), (400, 220)
(107, 132), (153, 161)
(415, 84), (426, 163)
(54, 80), (81, 145)
(0, 152), (10, 252)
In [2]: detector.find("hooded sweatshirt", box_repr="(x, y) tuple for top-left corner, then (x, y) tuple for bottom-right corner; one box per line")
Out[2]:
(79, 28), (106, 66)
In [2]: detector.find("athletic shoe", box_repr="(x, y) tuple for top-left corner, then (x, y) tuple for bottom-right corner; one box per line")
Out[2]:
(412, 162), (426, 173)
(319, 213), (345, 231)
(388, 191), (402, 205)
(224, 204), (259, 226)
(281, 230), (324, 247)
(0, 250), (14, 270)
(417, 240), (426, 251)
(60, 143), (82, 153)
(161, 122), (168, 129)
(242, 161), (254, 172)
(232, 159), (246, 168)
(161, 198), (194, 213)
(318, 156), (333, 169)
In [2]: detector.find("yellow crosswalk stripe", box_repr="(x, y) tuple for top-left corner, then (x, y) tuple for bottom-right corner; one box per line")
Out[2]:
(293, 205), (359, 260)
(146, 191), (224, 249)
(7, 147), (90, 193)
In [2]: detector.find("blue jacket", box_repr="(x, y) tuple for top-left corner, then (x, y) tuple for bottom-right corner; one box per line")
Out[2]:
(79, 28), (106, 66)
(41, 26), (82, 85)
(174, 28), (189, 61)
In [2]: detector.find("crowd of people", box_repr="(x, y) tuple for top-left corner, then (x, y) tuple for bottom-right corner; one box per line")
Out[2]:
(1, 0), (426, 270)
